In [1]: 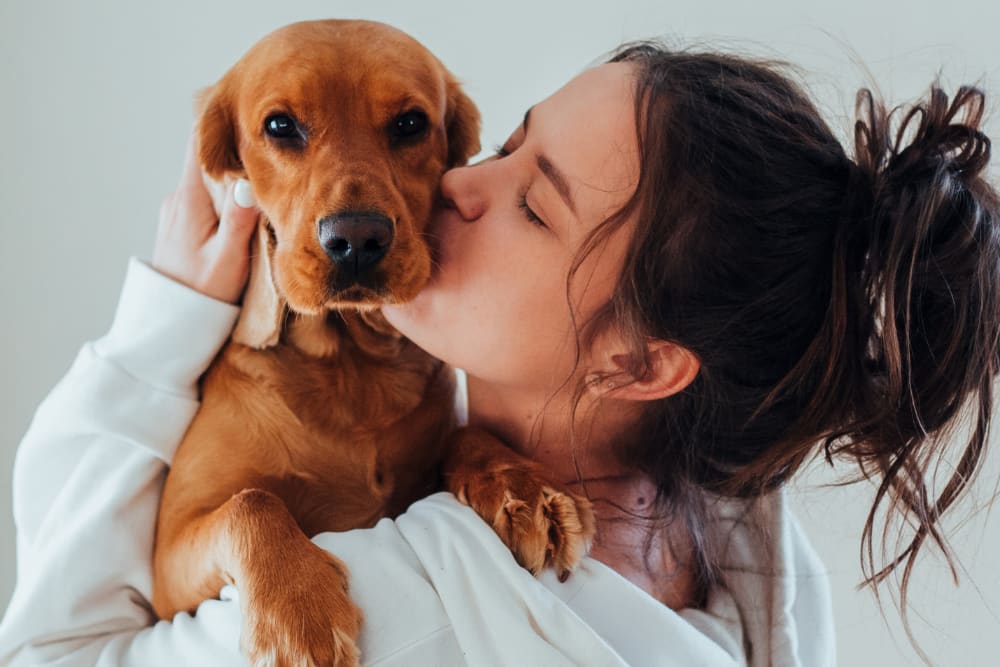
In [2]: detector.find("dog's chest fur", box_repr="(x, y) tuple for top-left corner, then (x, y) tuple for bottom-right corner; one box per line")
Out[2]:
(200, 310), (456, 534)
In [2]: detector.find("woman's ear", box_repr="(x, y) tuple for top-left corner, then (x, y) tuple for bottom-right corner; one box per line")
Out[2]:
(588, 338), (700, 402)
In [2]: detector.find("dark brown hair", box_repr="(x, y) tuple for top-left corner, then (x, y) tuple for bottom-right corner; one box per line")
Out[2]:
(574, 41), (1000, 626)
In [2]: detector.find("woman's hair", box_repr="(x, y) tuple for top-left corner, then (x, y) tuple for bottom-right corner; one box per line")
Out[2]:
(574, 41), (1000, 622)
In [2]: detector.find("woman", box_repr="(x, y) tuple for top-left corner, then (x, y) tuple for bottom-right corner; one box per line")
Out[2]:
(0, 41), (997, 666)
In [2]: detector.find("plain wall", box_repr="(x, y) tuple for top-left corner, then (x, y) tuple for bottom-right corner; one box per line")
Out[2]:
(2, 1), (998, 664)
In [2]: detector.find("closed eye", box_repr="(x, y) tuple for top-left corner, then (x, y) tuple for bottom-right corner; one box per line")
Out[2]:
(493, 143), (547, 228)
(517, 191), (546, 228)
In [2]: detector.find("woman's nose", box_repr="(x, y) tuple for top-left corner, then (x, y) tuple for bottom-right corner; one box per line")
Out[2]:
(440, 164), (486, 221)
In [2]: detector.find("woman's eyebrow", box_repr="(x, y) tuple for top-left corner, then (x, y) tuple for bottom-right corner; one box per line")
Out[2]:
(524, 106), (577, 216)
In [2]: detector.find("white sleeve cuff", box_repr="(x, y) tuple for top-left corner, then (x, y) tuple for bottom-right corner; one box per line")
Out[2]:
(92, 257), (241, 399)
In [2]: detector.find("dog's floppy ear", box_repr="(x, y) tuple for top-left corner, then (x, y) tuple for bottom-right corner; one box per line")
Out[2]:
(444, 76), (482, 167)
(196, 79), (281, 348)
(231, 222), (286, 349)
(196, 82), (244, 180)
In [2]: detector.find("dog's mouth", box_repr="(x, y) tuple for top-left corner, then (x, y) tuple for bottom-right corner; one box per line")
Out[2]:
(325, 284), (384, 308)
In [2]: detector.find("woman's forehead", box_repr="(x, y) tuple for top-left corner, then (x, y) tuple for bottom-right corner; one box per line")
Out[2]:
(533, 63), (640, 216)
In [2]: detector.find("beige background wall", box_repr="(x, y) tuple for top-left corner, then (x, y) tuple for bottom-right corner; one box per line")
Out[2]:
(2, 0), (998, 664)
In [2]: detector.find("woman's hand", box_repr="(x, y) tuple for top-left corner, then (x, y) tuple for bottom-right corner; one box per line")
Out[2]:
(152, 128), (259, 304)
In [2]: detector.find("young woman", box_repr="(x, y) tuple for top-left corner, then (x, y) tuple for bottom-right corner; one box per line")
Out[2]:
(1, 42), (997, 666)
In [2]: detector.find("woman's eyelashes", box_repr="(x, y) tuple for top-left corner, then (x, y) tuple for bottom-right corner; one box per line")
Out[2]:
(517, 191), (546, 228)
(493, 143), (548, 229)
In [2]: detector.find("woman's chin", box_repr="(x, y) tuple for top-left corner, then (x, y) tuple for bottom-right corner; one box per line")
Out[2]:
(380, 302), (410, 331)
(383, 297), (464, 368)
(382, 296), (431, 342)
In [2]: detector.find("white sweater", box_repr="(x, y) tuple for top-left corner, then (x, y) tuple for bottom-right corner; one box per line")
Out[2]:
(0, 258), (835, 666)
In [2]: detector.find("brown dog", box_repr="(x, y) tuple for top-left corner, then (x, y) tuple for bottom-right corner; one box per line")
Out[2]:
(152, 19), (594, 667)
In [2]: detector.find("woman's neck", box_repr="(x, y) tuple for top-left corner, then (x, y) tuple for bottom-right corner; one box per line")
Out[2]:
(465, 373), (701, 610)
(466, 374), (639, 482)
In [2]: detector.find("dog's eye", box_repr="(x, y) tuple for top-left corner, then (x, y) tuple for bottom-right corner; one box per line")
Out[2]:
(264, 114), (301, 140)
(391, 110), (428, 142)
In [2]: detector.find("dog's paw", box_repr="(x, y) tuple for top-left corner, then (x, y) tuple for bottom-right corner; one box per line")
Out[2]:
(240, 547), (362, 667)
(446, 430), (596, 580)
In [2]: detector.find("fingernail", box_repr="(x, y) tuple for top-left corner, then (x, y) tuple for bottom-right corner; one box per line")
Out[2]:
(234, 179), (256, 208)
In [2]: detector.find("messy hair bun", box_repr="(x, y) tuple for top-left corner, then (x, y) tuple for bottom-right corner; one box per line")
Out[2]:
(828, 85), (1000, 594)
(586, 42), (1000, 617)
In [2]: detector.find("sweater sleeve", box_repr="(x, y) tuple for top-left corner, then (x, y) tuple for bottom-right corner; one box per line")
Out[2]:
(0, 258), (248, 666)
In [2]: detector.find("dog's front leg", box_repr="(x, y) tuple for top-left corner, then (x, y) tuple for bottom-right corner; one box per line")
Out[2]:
(153, 489), (363, 667)
(443, 427), (597, 581)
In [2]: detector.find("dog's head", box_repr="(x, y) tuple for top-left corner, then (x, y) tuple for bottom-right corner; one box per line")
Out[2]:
(196, 20), (480, 347)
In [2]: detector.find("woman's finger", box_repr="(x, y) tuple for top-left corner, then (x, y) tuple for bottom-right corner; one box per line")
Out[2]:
(216, 179), (259, 258)
(194, 182), (258, 303)
(234, 179), (257, 209)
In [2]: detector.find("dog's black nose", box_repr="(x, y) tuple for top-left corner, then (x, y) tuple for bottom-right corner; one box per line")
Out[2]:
(318, 212), (394, 279)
